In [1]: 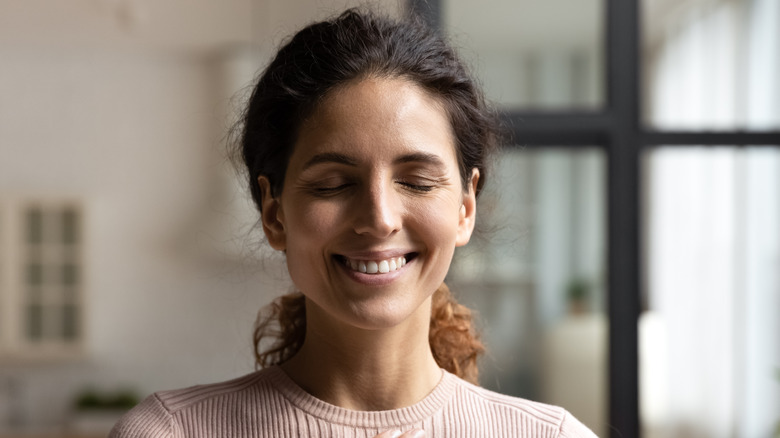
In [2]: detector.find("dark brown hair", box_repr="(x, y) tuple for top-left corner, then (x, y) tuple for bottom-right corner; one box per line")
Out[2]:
(233, 8), (498, 384)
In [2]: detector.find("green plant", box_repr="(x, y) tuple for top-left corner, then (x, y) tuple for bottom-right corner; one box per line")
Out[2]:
(565, 277), (592, 315)
(75, 389), (102, 409)
(75, 388), (139, 411)
(566, 278), (591, 302)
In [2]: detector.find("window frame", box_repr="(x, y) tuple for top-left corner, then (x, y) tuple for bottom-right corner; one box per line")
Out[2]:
(407, 0), (780, 436)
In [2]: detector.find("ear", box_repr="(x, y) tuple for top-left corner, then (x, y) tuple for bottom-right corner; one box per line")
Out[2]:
(455, 168), (479, 247)
(258, 176), (286, 251)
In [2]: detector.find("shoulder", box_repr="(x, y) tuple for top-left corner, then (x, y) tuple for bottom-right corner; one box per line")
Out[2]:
(108, 393), (175, 438)
(109, 368), (275, 438)
(447, 375), (598, 437)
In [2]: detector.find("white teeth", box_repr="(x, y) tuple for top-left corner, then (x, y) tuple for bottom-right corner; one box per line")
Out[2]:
(344, 256), (408, 275)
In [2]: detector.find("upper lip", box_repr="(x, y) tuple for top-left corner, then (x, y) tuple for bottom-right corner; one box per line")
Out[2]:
(336, 249), (413, 260)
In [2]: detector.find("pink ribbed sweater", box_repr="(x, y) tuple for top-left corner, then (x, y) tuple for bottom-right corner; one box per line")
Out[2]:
(110, 366), (597, 437)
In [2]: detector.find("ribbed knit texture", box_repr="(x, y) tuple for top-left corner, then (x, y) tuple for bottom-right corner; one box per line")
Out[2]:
(109, 367), (598, 437)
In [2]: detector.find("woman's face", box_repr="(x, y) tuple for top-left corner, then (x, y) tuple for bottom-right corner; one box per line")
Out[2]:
(259, 77), (478, 331)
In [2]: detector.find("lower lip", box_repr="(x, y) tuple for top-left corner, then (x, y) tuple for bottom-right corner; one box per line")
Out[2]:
(336, 257), (409, 286)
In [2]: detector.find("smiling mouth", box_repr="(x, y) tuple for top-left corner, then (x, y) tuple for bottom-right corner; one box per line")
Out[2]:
(337, 254), (415, 274)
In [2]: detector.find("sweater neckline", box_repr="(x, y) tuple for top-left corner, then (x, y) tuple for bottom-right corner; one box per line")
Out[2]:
(263, 366), (457, 429)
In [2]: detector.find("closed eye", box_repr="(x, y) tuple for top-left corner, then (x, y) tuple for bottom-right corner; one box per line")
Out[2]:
(398, 181), (434, 192)
(310, 183), (353, 195)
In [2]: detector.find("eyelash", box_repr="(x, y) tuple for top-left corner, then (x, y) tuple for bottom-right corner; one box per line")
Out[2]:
(311, 184), (352, 195)
(309, 181), (435, 195)
(399, 182), (434, 192)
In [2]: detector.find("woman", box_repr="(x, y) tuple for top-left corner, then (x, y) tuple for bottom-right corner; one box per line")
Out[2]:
(111, 9), (597, 438)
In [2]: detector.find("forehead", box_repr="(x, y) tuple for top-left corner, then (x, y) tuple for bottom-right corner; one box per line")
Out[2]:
(289, 77), (457, 167)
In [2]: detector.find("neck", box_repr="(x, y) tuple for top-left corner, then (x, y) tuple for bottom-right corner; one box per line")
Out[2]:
(280, 297), (442, 411)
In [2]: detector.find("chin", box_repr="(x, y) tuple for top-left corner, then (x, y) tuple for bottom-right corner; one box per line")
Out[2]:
(332, 296), (430, 332)
(298, 278), (437, 333)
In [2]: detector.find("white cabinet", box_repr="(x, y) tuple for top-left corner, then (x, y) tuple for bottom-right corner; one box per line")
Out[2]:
(0, 199), (85, 362)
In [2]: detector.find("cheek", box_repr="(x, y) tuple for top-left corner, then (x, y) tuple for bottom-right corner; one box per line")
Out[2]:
(285, 200), (342, 238)
(282, 201), (343, 276)
(409, 195), (462, 248)
(283, 206), (336, 286)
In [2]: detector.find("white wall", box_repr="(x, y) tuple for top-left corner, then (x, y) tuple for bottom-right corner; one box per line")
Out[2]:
(0, 0), (400, 429)
(0, 46), (271, 427)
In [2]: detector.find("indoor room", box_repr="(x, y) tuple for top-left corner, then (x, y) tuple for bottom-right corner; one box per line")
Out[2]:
(0, 0), (778, 437)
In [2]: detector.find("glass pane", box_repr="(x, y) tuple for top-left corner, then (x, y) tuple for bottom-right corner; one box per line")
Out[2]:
(62, 263), (78, 286)
(444, 0), (605, 110)
(27, 304), (43, 341)
(61, 207), (78, 245)
(62, 304), (78, 341)
(448, 147), (608, 436)
(27, 262), (43, 286)
(26, 207), (43, 244)
(642, 0), (780, 130)
(642, 147), (780, 437)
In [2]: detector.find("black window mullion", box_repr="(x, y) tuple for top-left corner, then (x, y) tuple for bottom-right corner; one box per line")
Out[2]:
(643, 131), (780, 146)
(503, 112), (612, 146)
(606, 0), (641, 436)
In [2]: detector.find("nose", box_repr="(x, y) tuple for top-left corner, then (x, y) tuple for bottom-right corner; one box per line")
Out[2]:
(352, 180), (401, 237)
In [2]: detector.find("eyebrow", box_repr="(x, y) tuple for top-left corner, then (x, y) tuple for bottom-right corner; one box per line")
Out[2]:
(302, 152), (359, 170)
(301, 151), (446, 170)
(393, 152), (446, 167)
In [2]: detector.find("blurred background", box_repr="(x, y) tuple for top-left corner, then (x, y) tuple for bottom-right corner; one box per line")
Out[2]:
(0, 0), (778, 437)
